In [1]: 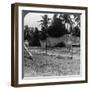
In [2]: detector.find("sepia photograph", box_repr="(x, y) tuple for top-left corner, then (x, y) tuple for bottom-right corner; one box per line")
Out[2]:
(11, 3), (87, 87)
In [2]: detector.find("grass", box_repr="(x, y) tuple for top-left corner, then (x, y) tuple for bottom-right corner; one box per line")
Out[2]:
(24, 46), (80, 77)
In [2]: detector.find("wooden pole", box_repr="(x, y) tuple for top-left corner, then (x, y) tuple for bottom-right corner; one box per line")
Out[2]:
(24, 43), (33, 58)
(46, 39), (47, 55)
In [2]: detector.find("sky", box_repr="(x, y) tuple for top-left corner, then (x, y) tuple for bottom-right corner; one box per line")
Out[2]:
(24, 12), (54, 30)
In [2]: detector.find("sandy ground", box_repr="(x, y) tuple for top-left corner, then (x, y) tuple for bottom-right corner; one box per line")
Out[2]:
(24, 47), (80, 77)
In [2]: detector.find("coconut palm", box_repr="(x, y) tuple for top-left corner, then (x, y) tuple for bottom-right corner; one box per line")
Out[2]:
(38, 15), (51, 30)
(38, 15), (51, 55)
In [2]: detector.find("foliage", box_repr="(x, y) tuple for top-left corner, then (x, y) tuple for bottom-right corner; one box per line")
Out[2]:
(47, 14), (68, 37)
(24, 13), (80, 47)
(38, 15), (51, 30)
(24, 25), (40, 46)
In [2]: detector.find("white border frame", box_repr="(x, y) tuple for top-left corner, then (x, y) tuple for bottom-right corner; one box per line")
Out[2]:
(18, 6), (86, 84)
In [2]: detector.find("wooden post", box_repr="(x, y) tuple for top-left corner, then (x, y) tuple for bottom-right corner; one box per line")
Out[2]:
(46, 39), (47, 55)
(24, 43), (33, 58)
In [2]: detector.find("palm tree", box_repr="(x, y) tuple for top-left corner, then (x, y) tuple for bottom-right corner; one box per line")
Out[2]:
(38, 15), (51, 55)
(38, 15), (51, 30)
(51, 14), (58, 26)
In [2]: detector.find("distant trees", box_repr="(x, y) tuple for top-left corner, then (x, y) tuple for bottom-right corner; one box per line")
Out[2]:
(67, 14), (80, 37)
(24, 25), (40, 46)
(24, 13), (80, 48)
(72, 25), (80, 37)
(24, 25), (30, 42)
(38, 15), (51, 30)
(47, 14), (80, 37)
(32, 27), (40, 46)
(38, 15), (51, 42)
(47, 14), (68, 37)
(38, 15), (51, 54)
